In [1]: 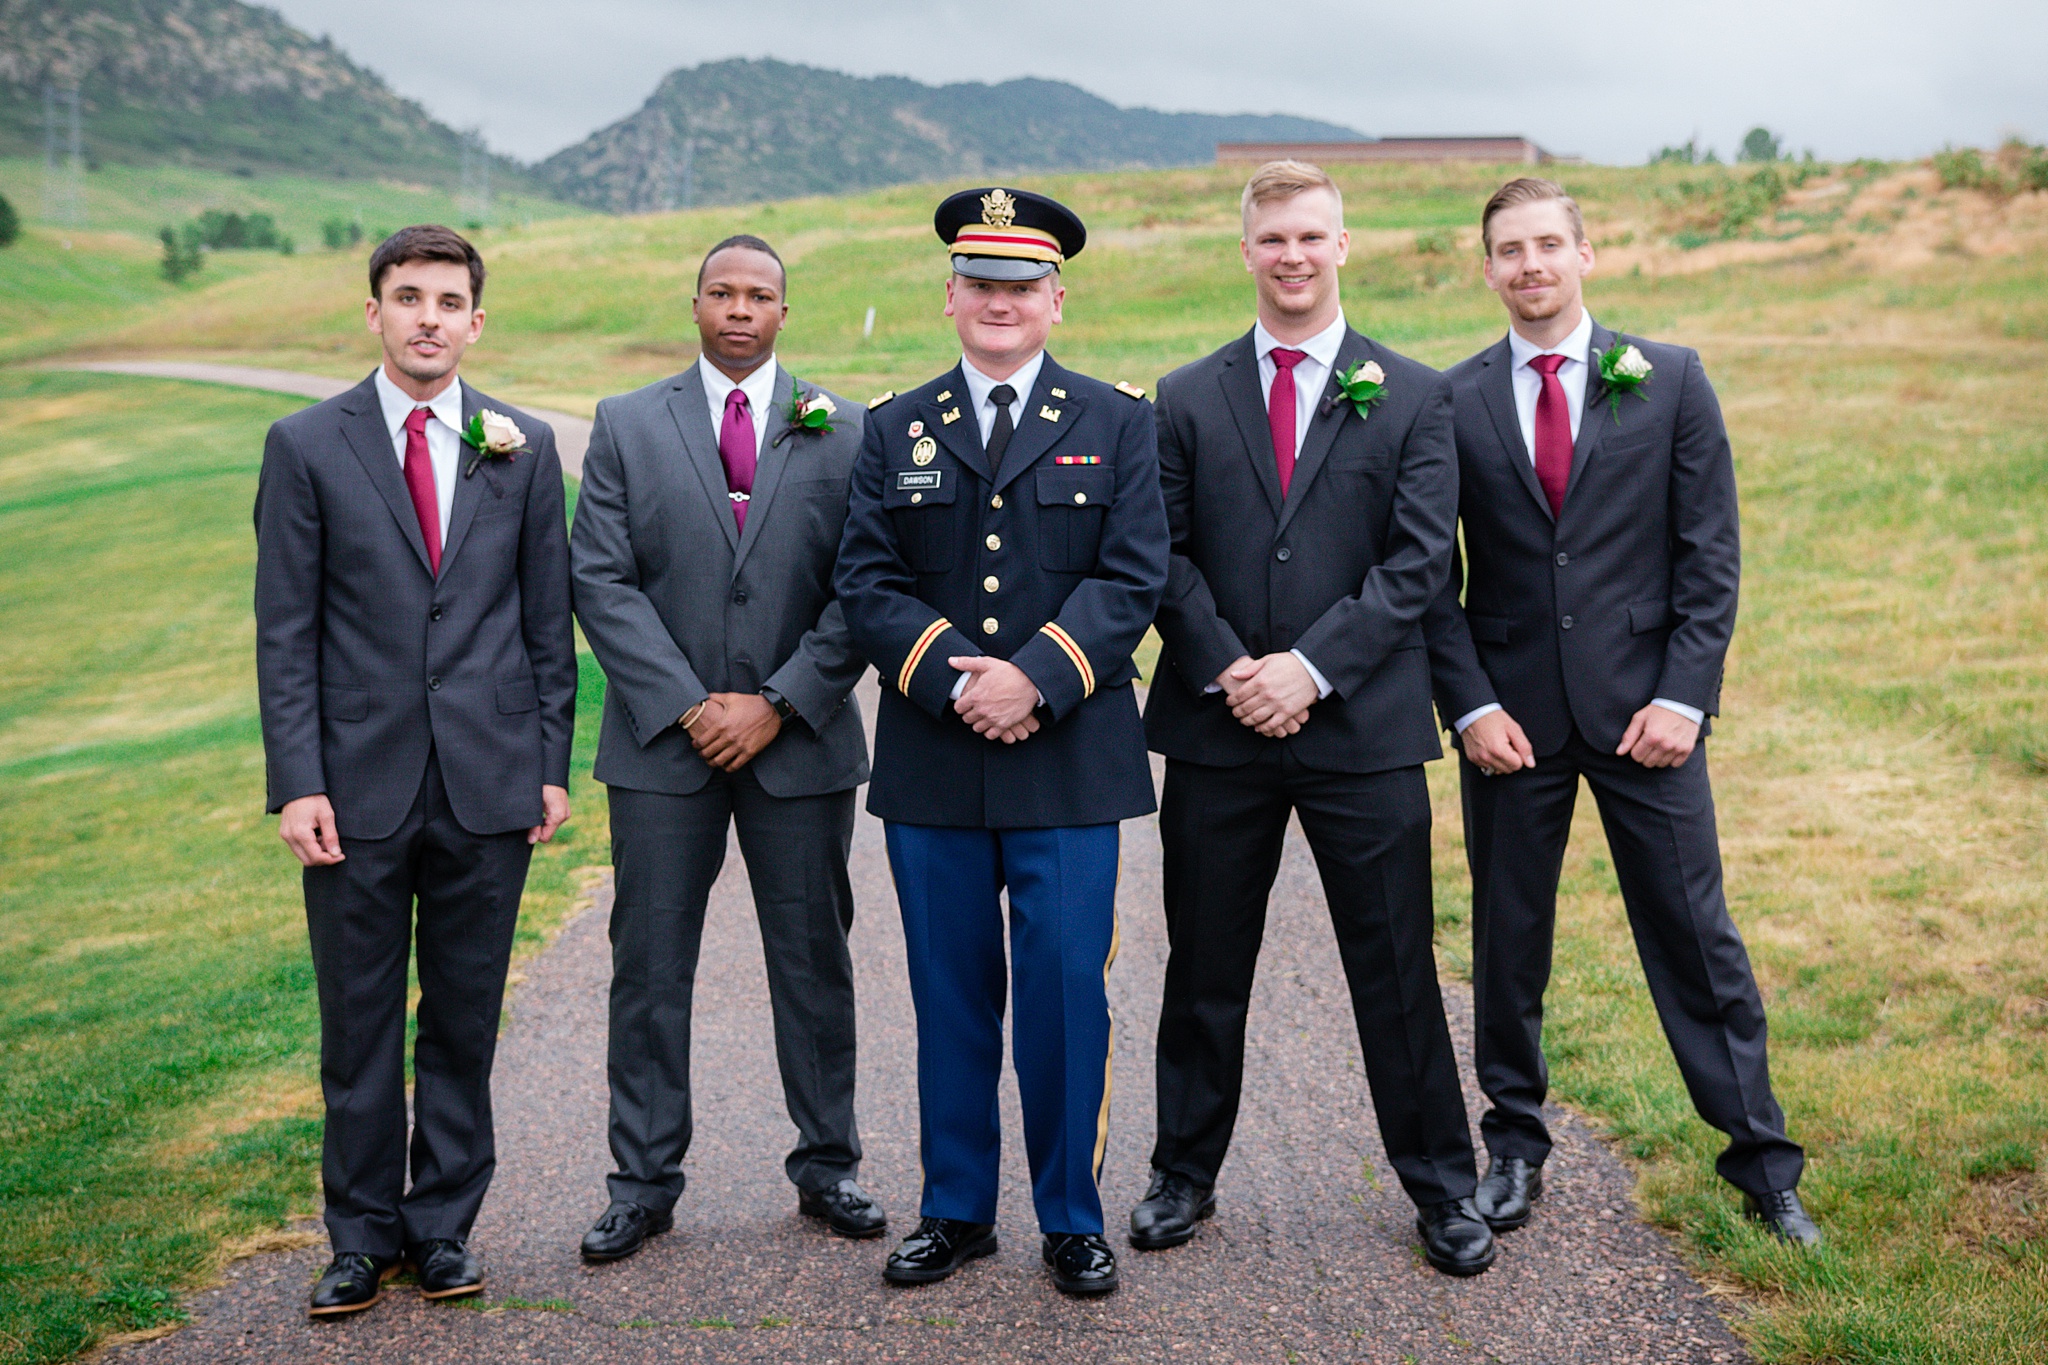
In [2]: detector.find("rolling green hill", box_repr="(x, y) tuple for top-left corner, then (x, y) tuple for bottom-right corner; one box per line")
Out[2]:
(537, 57), (1364, 211)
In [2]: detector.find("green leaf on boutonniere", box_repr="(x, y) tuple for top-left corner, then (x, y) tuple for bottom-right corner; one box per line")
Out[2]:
(1596, 341), (1654, 419)
(1332, 359), (1389, 421)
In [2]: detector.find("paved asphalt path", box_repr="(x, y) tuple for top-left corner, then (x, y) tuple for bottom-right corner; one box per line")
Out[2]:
(51, 362), (593, 478)
(113, 676), (1750, 1364)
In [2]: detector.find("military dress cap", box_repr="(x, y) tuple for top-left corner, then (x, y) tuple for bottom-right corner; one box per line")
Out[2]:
(935, 187), (1087, 281)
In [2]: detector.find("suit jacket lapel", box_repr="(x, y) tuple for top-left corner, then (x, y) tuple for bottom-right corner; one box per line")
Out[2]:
(1478, 337), (1554, 524)
(1274, 326), (1368, 538)
(992, 355), (1085, 494)
(1218, 331), (1283, 517)
(337, 372), (434, 575)
(731, 364), (795, 575)
(434, 381), (490, 576)
(665, 365), (740, 552)
(918, 363), (991, 486)
(1562, 320), (1616, 515)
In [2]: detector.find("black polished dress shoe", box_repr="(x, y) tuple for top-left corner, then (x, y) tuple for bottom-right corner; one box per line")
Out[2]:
(579, 1200), (674, 1263)
(799, 1178), (888, 1239)
(1129, 1169), (1216, 1250)
(882, 1216), (998, 1285)
(1744, 1188), (1823, 1247)
(1474, 1155), (1544, 1232)
(1043, 1232), (1120, 1296)
(308, 1252), (398, 1317)
(406, 1239), (483, 1299)
(1415, 1197), (1497, 1277)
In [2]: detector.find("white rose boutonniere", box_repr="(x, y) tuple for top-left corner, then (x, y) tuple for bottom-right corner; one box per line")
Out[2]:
(774, 385), (838, 446)
(1328, 359), (1389, 421)
(1596, 342), (1653, 419)
(461, 409), (528, 478)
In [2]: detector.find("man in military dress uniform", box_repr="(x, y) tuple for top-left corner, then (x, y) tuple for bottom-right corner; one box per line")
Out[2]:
(836, 187), (1169, 1297)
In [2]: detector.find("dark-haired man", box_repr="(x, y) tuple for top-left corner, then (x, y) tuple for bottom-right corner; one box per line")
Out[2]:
(256, 226), (577, 1316)
(836, 188), (1167, 1296)
(1425, 178), (1816, 1245)
(570, 235), (882, 1262)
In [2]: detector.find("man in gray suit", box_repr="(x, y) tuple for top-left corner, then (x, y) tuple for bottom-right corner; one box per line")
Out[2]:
(256, 226), (577, 1316)
(570, 235), (882, 1260)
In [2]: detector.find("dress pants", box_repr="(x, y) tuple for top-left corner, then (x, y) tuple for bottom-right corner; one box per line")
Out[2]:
(302, 749), (532, 1258)
(604, 770), (861, 1211)
(1462, 728), (1804, 1195)
(1152, 752), (1478, 1206)
(884, 822), (1120, 1236)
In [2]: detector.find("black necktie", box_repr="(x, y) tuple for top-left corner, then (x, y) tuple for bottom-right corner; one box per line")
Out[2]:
(986, 383), (1017, 474)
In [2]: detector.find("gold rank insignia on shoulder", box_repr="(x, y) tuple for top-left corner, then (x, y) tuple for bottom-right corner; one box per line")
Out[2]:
(935, 389), (953, 403)
(1050, 387), (1067, 399)
(1039, 405), (1061, 422)
(912, 436), (937, 465)
(867, 391), (896, 410)
(942, 407), (961, 425)
(1114, 381), (1147, 400)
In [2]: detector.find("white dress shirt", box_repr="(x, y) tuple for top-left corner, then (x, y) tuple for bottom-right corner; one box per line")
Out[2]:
(699, 354), (778, 458)
(373, 366), (461, 541)
(1453, 309), (1703, 735)
(961, 350), (1046, 446)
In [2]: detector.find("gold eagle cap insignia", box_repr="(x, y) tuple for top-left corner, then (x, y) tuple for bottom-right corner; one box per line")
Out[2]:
(980, 188), (1018, 229)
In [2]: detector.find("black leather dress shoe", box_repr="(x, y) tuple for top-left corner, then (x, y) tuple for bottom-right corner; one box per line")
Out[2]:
(799, 1178), (888, 1239)
(1128, 1169), (1216, 1250)
(1415, 1197), (1497, 1277)
(407, 1239), (483, 1299)
(580, 1200), (674, 1263)
(1744, 1188), (1823, 1247)
(308, 1252), (397, 1317)
(1043, 1232), (1120, 1296)
(1474, 1155), (1543, 1232)
(882, 1217), (998, 1285)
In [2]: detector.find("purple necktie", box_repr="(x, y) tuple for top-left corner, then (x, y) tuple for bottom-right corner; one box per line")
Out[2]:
(719, 387), (757, 532)
(1267, 347), (1305, 496)
(1530, 353), (1572, 517)
(402, 407), (442, 574)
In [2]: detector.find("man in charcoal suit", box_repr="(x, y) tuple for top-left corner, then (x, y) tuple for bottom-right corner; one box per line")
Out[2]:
(570, 235), (884, 1261)
(1424, 177), (1818, 1245)
(256, 226), (577, 1316)
(1135, 161), (1494, 1276)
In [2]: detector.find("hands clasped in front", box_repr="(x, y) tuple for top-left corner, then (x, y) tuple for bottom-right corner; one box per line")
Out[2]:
(684, 692), (783, 770)
(949, 655), (1042, 743)
(1217, 652), (1318, 738)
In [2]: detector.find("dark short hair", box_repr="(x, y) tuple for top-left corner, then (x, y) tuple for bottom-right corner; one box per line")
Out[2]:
(368, 225), (486, 306)
(696, 234), (786, 294)
(1480, 178), (1584, 255)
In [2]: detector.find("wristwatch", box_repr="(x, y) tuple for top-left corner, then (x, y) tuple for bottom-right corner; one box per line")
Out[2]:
(759, 687), (797, 722)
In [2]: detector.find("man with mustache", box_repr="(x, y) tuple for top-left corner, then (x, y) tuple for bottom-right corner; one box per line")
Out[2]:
(1425, 177), (1817, 1245)
(1135, 161), (1494, 1276)
(255, 225), (577, 1316)
(570, 234), (883, 1261)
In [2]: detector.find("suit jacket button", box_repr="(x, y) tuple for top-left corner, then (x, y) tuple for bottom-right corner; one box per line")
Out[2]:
(1555, 552), (1570, 566)
(986, 534), (1002, 552)
(430, 607), (443, 621)
(1275, 547), (1292, 562)
(428, 676), (442, 690)
(990, 495), (1003, 509)
(1561, 615), (1574, 630)
(983, 576), (999, 592)
(982, 617), (999, 635)
(733, 590), (747, 604)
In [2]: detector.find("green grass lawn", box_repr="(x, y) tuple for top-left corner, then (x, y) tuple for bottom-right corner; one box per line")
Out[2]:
(1, 158), (2045, 1363)
(0, 372), (607, 1363)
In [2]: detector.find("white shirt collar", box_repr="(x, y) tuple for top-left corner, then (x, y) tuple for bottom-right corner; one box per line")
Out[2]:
(1507, 308), (1594, 371)
(374, 365), (464, 439)
(1253, 312), (1347, 370)
(961, 350), (1046, 411)
(699, 354), (779, 414)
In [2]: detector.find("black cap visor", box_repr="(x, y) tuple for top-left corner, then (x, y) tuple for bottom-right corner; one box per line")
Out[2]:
(952, 253), (1058, 282)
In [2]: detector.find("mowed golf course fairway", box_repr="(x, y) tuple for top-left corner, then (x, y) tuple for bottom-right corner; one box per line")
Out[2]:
(1, 159), (2044, 1363)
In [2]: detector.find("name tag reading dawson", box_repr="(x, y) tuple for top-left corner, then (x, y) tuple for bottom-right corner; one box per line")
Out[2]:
(895, 469), (944, 492)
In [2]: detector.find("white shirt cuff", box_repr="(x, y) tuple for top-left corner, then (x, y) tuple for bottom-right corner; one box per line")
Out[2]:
(1453, 702), (1503, 734)
(1289, 649), (1334, 699)
(1650, 698), (1705, 726)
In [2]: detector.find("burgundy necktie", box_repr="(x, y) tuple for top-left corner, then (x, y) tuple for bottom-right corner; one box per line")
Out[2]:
(1267, 347), (1306, 496)
(718, 387), (757, 532)
(1530, 352), (1572, 517)
(402, 406), (442, 574)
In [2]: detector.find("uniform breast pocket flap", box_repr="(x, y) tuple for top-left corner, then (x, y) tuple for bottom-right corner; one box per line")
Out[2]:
(883, 468), (956, 509)
(1035, 466), (1113, 572)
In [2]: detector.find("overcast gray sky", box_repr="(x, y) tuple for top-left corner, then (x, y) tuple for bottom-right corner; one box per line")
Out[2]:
(269, 0), (2046, 166)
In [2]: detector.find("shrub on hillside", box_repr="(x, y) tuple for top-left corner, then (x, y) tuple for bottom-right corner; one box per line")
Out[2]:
(1933, 147), (1992, 191)
(191, 210), (292, 254)
(159, 225), (204, 283)
(1738, 126), (1783, 163)
(320, 217), (363, 250)
(0, 192), (18, 247)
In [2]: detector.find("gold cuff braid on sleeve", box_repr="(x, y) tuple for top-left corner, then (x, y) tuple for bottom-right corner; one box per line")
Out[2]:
(899, 618), (952, 694)
(1039, 623), (1095, 698)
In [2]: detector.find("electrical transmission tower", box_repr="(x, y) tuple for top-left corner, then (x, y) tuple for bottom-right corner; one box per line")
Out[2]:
(42, 84), (85, 227)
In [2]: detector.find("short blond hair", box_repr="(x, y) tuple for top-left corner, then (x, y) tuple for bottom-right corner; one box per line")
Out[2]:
(1481, 177), (1584, 254)
(1240, 160), (1343, 228)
